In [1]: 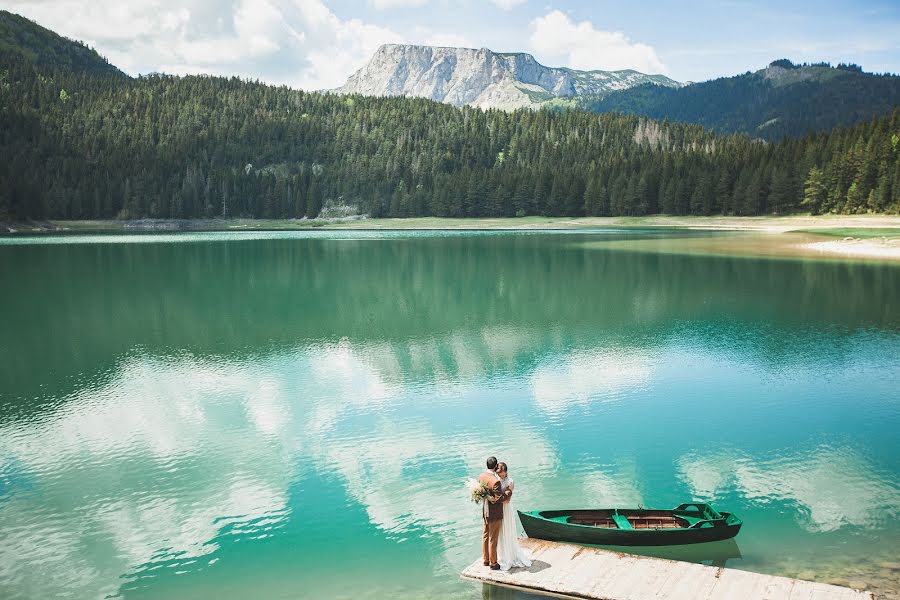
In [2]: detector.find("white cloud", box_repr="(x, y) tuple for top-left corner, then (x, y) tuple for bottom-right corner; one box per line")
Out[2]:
(529, 10), (668, 74)
(5, 0), (401, 89)
(301, 9), (403, 89)
(492, 0), (526, 10)
(370, 0), (429, 9)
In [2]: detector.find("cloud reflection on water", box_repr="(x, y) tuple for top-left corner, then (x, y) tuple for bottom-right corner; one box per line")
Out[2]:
(676, 448), (900, 533)
(531, 349), (653, 414)
(0, 337), (568, 597)
(0, 327), (896, 598)
(0, 335), (656, 597)
(0, 354), (298, 598)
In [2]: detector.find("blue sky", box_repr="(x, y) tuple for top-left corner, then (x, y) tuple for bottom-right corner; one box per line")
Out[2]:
(7, 0), (900, 88)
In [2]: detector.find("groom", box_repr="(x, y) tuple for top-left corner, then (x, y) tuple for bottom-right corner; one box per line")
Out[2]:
(479, 456), (504, 570)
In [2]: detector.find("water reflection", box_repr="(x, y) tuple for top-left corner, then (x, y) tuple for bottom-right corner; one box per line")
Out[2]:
(3, 336), (894, 597)
(2, 231), (897, 408)
(0, 231), (898, 599)
(676, 447), (900, 533)
(0, 354), (296, 598)
(481, 582), (552, 600)
(0, 342), (579, 596)
(531, 349), (653, 414)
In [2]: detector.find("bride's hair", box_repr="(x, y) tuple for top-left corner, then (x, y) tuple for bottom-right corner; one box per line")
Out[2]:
(497, 462), (508, 473)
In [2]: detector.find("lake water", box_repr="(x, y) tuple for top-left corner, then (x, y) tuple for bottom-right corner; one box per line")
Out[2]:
(1, 230), (898, 599)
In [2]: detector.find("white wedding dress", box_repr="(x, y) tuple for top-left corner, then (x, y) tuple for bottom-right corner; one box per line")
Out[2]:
(497, 476), (532, 571)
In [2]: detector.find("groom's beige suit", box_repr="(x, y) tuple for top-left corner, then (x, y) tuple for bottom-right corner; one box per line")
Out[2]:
(479, 470), (504, 566)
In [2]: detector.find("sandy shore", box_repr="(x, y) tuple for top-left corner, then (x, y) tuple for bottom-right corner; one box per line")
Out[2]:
(2, 214), (898, 233)
(800, 236), (899, 260)
(3, 215), (899, 261)
(316, 214), (900, 233)
(336, 215), (900, 261)
(580, 231), (900, 262)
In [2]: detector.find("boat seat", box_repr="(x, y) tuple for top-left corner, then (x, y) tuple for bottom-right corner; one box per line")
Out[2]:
(611, 514), (633, 529)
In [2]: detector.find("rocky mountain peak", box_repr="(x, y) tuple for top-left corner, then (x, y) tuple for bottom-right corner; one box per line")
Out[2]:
(336, 43), (681, 110)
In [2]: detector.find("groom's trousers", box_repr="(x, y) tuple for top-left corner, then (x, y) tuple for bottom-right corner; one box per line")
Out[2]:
(482, 518), (502, 565)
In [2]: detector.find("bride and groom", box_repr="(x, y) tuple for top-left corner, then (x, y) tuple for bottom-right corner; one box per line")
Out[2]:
(478, 456), (532, 571)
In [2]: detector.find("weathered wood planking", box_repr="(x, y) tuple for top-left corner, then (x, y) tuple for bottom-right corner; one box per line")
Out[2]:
(461, 538), (874, 600)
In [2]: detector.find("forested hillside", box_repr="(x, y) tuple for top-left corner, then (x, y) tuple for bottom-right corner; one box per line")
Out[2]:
(576, 60), (900, 141)
(1, 13), (899, 220)
(0, 11), (122, 78)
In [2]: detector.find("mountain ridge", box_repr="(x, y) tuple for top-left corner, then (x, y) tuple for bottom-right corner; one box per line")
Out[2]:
(335, 43), (681, 110)
(575, 59), (900, 140)
(1, 11), (898, 221)
(0, 10), (124, 78)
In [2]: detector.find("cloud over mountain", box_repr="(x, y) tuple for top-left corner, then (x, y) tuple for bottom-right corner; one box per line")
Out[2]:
(529, 10), (668, 74)
(4, 0), (399, 89)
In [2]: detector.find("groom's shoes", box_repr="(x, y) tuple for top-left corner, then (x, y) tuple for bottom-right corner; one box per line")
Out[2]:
(490, 564), (500, 570)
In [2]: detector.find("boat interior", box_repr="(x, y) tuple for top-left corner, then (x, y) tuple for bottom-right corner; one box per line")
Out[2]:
(564, 510), (690, 529)
(533, 504), (730, 530)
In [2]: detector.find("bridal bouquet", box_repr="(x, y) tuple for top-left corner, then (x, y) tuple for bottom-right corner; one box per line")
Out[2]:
(466, 479), (491, 504)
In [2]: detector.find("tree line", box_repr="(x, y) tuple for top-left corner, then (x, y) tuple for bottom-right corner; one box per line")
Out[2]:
(1, 46), (899, 221)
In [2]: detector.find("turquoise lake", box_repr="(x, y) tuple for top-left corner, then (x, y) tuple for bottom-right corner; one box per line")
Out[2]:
(0, 229), (898, 599)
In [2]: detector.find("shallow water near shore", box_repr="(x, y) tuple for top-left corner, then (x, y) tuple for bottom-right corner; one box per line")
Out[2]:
(0, 229), (898, 599)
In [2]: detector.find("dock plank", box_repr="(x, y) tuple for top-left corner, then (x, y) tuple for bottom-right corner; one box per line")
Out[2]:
(461, 539), (874, 600)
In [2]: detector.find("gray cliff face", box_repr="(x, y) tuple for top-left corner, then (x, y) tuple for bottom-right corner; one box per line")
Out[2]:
(335, 44), (681, 110)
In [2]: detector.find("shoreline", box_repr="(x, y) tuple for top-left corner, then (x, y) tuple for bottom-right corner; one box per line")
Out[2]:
(801, 237), (899, 260)
(2, 215), (899, 262)
(4, 214), (900, 233)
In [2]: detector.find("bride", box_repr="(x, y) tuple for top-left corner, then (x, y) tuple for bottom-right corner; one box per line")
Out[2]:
(495, 462), (532, 571)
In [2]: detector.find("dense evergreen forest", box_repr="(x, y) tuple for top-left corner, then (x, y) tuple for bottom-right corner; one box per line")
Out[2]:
(576, 59), (900, 141)
(0, 11), (122, 78)
(1, 11), (899, 220)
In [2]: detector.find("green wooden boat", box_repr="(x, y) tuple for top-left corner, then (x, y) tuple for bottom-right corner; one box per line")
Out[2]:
(518, 503), (742, 546)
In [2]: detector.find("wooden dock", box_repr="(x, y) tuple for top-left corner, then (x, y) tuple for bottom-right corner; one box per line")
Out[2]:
(461, 538), (874, 600)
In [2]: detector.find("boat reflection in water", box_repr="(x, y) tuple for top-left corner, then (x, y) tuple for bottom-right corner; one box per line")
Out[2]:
(591, 538), (743, 568)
